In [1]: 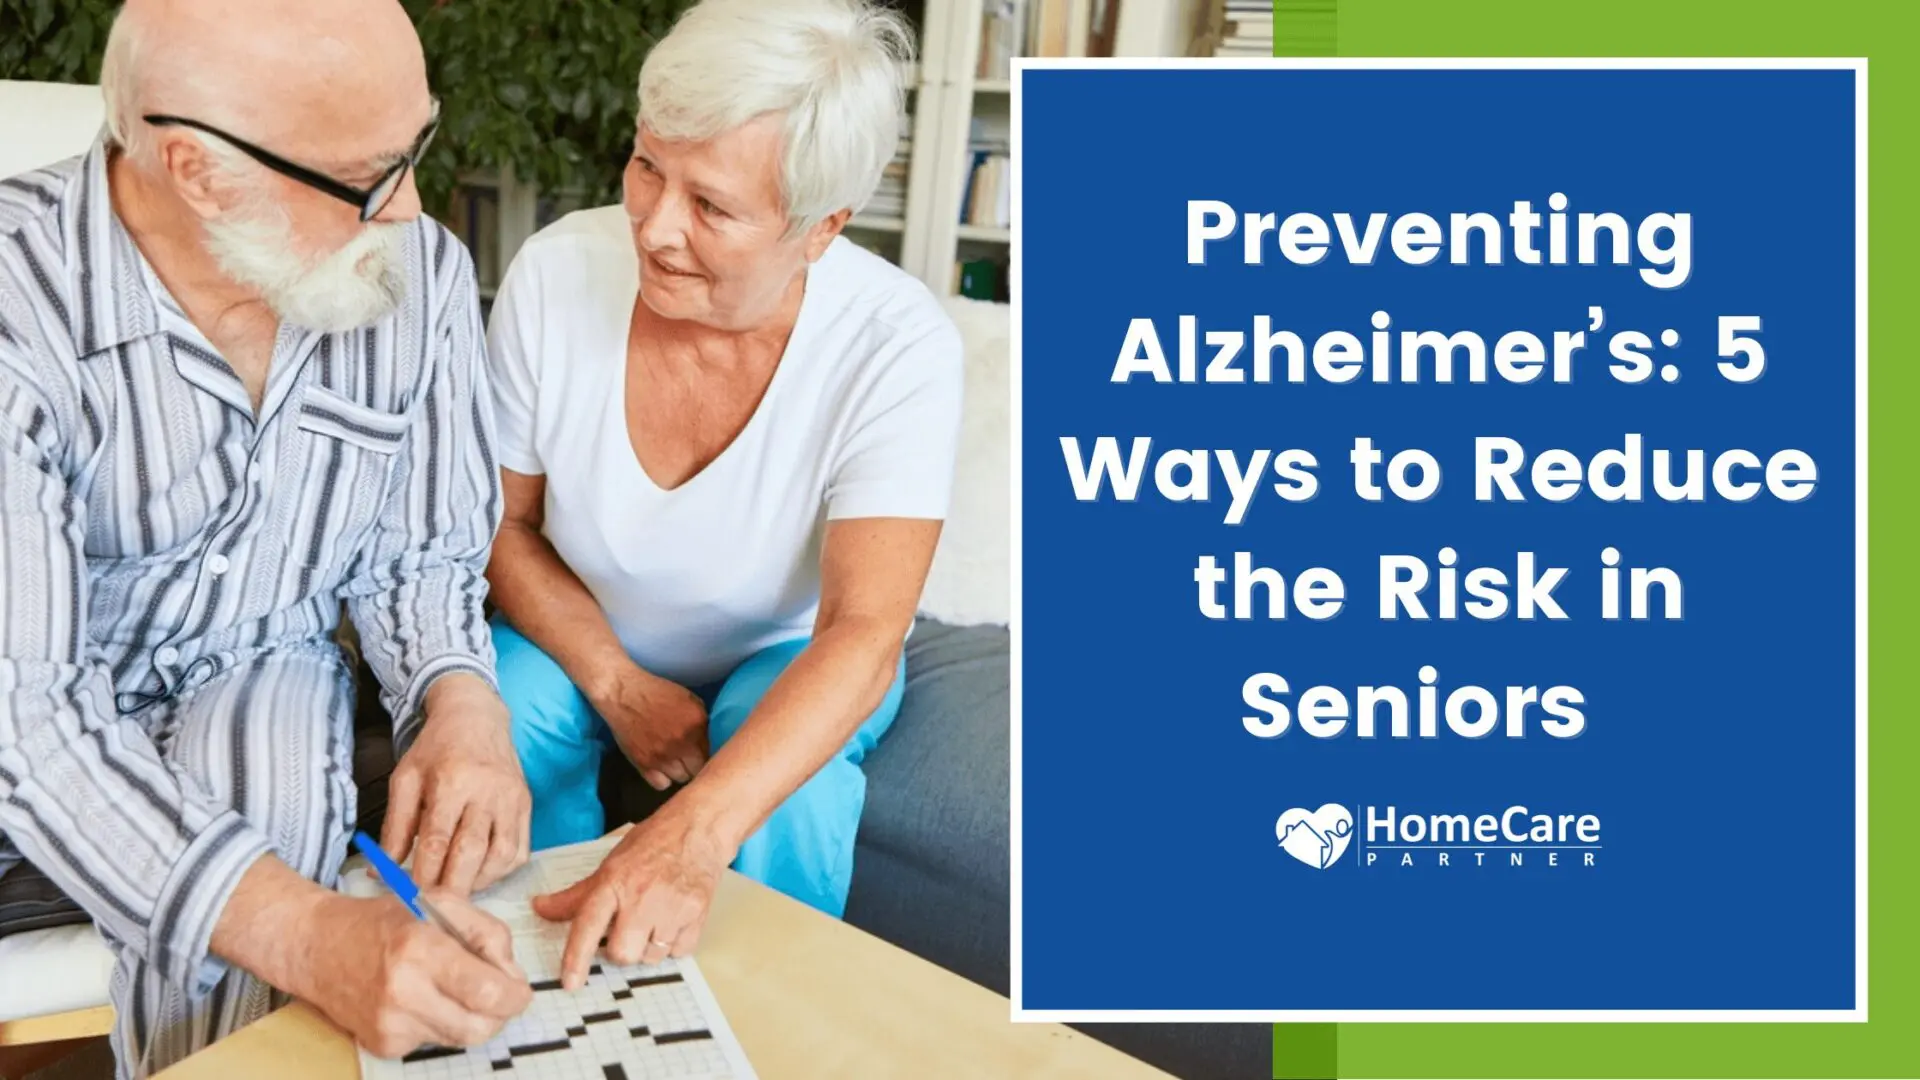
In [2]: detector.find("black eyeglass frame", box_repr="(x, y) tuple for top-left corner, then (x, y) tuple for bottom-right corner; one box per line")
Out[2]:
(142, 101), (441, 222)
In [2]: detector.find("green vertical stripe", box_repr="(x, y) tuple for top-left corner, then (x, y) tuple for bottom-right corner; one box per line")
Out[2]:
(1274, 0), (1337, 56)
(1274, 1020), (1339, 1079)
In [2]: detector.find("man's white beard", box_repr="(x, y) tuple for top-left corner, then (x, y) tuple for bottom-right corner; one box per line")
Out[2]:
(204, 195), (408, 334)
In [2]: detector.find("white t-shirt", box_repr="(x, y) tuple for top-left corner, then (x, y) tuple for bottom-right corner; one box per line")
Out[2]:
(485, 206), (964, 688)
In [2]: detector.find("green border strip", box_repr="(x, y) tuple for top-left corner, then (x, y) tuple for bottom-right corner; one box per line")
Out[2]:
(1274, 1), (1337, 56)
(1274, 1022), (1338, 1079)
(1273, 1), (1918, 1077)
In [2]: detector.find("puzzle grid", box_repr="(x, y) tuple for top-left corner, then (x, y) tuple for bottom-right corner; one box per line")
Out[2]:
(348, 835), (751, 1079)
(378, 948), (736, 1079)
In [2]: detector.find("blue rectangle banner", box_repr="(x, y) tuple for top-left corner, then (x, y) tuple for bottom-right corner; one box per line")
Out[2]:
(1014, 62), (1862, 1019)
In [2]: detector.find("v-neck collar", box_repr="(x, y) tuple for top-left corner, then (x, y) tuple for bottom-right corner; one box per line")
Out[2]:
(617, 243), (844, 497)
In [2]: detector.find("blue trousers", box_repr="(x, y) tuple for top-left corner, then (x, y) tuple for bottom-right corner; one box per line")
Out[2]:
(491, 616), (904, 917)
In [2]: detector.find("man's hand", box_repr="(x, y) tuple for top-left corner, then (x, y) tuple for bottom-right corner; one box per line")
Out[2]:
(586, 664), (708, 791)
(300, 889), (534, 1059)
(383, 674), (531, 895)
(530, 806), (731, 989)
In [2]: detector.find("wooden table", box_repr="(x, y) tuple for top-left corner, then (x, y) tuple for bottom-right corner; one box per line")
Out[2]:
(156, 870), (1172, 1079)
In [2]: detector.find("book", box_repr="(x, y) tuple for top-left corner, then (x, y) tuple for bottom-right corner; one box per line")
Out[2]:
(1028, 0), (1071, 56)
(978, 0), (1025, 79)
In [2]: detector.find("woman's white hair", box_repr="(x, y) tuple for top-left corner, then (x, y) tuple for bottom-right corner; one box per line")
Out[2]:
(638, 0), (914, 235)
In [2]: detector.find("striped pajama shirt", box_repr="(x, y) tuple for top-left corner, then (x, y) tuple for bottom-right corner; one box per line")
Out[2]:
(0, 134), (502, 1077)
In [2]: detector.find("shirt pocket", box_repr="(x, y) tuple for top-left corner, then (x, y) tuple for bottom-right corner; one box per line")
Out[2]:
(292, 385), (413, 572)
(297, 385), (413, 453)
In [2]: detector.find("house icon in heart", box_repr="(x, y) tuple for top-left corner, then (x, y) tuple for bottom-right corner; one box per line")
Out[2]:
(1276, 804), (1355, 869)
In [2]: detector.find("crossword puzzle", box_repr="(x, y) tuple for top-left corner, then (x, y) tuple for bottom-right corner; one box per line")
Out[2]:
(348, 835), (757, 1080)
(369, 952), (744, 1080)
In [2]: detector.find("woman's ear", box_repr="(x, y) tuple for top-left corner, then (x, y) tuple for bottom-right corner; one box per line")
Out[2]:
(803, 208), (852, 261)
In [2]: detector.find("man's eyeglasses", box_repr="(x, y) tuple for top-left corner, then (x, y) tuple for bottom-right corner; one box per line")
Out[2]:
(143, 101), (441, 222)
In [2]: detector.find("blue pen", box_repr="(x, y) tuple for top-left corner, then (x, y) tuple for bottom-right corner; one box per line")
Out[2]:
(352, 830), (519, 978)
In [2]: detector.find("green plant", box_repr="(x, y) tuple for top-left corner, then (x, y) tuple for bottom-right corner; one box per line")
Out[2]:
(0, 0), (694, 214)
(403, 0), (693, 212)
(0, 0), (115, 83)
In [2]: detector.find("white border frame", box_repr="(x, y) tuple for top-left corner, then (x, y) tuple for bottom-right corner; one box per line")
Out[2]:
(1007, 56), (1868, 1024)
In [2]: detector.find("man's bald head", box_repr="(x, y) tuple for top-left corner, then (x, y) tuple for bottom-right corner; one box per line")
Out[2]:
(98, 0), (433, 333)
(103, 0), (430, 175)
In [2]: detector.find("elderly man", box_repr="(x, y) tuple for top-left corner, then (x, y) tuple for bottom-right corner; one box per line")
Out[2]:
(0, 0), (533, 1074)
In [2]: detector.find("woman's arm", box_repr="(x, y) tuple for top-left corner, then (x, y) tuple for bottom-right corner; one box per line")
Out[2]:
(530, 515), (941, 983)
(677, 515), (942, 848)
(485, 468), (707, 787)
(486, 469), (628, 695)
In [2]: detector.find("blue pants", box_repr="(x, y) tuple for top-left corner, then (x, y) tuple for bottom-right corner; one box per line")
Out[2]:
(491, 616), (905, 917)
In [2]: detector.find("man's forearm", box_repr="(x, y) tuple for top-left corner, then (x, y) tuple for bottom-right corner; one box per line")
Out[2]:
(675, 619), (902, 849)
(207, 855), (335, 998)
(487, 523), (641, 700)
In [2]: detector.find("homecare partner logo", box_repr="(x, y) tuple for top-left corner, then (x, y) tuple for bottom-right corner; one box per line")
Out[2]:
(1277, 803), (1602, 869)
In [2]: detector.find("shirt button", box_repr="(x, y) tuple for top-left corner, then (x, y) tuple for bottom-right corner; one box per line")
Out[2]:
(155, 646), (180, 666)
(208, 554), (231, 575)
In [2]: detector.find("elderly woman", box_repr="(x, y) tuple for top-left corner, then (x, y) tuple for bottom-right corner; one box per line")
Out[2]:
(482, 0), (962, 984)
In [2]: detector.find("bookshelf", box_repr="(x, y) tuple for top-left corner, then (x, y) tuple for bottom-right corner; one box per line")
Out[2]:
(439, 168), (585, 318)
(1207, 0), (1276, 57)
(900, 0), (1209, 300)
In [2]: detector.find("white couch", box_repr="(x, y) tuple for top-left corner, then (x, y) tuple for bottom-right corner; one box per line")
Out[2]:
(0, 79), (103, 179)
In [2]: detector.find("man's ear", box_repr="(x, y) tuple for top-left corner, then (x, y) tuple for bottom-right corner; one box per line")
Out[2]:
(802, 208), (851, 261)
(156, 131), (230, 220)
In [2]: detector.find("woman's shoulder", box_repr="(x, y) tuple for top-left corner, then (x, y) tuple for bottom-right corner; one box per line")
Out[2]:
(488, 206), (635, 371)
(813, 237), (963, 361)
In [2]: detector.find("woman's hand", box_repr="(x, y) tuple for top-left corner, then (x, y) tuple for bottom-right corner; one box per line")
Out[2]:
(530, 807), (732, 989)
(588, 665), (710, 790)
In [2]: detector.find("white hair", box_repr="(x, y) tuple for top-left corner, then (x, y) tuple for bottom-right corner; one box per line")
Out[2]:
(99, 3), (152, 160)
(637, 0), (914, 235)
(100, 2), (230, 170)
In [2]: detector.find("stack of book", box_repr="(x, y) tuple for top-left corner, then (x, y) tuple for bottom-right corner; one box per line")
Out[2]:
(864, 130), (912, 220)
(959, 116), (1011, 230)
(961, 155), (1010, 229)
(1213, 0), (1274, 57)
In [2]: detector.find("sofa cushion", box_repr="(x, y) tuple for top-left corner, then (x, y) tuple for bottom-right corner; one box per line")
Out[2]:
(0, 80), (103, 179)
(0, 860), (90, 941)
(0, 921), (114, 1022)
(844, 618), (1010, 993)
(915, 296), (1010, 628)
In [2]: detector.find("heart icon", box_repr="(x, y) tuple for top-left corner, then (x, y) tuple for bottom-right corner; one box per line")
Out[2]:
(1276, 804), (1354, 869)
